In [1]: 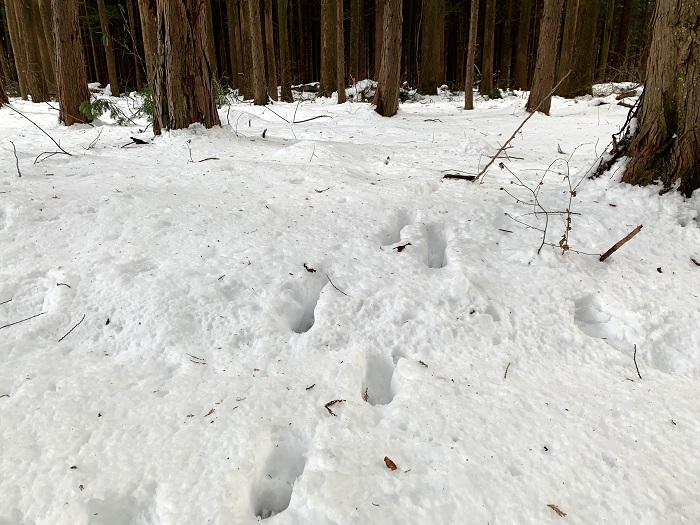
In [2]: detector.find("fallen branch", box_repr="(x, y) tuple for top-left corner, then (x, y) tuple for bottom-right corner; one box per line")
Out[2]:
(6, 104), (71, 159)
(324, 399), (346, 416)
(58, 313), (86, 342)
(0, 298), (12, 306)
(10, 141), (20, 177)
(326, 273), (348, 296)
(0, 311), (45, 330)
(504, 362), (511, 379)
(633, 344), (642, 379)
(443, 173), (475, 181)
(474, 71), (571, 182)
(599, 225), (643, 262)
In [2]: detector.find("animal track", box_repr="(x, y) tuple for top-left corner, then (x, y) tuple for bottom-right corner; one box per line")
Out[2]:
(361, 351), (396, 406)
(424, 224), (448, 269)
(251, 436), (306, 519)
(282, 278), (326, 334)
(380, 209), (414, 246)
(574, 294), (639, 352)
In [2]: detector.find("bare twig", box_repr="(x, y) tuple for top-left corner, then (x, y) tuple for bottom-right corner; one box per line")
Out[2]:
(0, 298), (12, 306)
(86, 128), (103, 150)
(10, 141), (20, 177)
(599, 225), (643, 262)
(633, 344), (642, 379)
(326, 273), (348, 296)
(324, 399), (346, 416)
(504, 362), (511, 379)
(294, 115), (331, 124)
(0, 311), (45, 330)
(474, 71), (571, 182)
(58, 313), (86, 342)
(6, 104), (71, 158)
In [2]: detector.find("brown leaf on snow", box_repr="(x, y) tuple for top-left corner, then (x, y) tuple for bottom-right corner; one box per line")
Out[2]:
(204, 408), (215, 417)
(547, 504), (567, 517)
(384, 456), (398, 471)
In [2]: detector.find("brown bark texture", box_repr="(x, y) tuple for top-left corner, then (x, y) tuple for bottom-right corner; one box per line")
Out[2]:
(97, 0), (120, 95)
(480, 0), (496, 94)
(4, 0), (28, 98)
(463, 0), (478, 109)
(374, 0), (383, 78)
(374, 0), (402, 117)
(417, 0), (445, 94)
(239, 0), (254, 99)
(336, 0), (346, 103)
(137, 0), (158, 86)
(623, 0), (700, 196)
(597, 0), (615, 80)
(557, 0), (598, 97)
(319, 0), (337, 97)
(226, 0), (242, 89)
(204, 0), (218, 80)
(16, 0), (50, 101)
(264, 0), (278, 100)
(126, 0), (144, 90)
(614, 0), (634, 75)
(498, 0), (514, 89)
(525, 0), (564, 114)
(247, 0), (267, 104)
(35, 0), (56, 88)
(512, 0), (534, 90)
(349, 0), (362, 81)
(0, 68), (7, 104)
(153, 0), (221, 133)
(51, 0), (90, 125)
(276, 0), (292, 101)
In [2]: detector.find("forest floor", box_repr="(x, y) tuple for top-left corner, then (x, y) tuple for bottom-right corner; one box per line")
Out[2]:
(1, 85), (699, 525)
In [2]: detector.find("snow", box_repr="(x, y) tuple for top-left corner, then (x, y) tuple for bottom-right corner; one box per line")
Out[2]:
(1, 88), (699, 525)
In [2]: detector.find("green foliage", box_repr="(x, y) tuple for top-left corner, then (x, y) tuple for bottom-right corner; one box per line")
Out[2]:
(213, 79), (230, 109)
(133, 85), (154, 120)
(80, 98), (131, 125)
(483, 87), (503, 100)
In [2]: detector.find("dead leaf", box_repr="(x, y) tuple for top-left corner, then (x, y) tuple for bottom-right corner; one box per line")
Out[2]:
(394, 243), (411, 253)
(204, 408), (215, 417)
(363, 388), (369, 402)
(324, 399), (346, 416)
(384, 456), (398, 471)
(79, 485), (84, 491)
(304, 263), (316, 273)
(547, 504), (567, 517)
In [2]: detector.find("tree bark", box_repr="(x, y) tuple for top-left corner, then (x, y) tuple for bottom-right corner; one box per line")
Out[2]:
(336, 0), (346, 103)
(319, 0), (337, 97)
(51, 0), (90, 125)
(204, 0), (218, 80)
(374, 0), (383, 79)
(247, 0), (267, 104)
(597, 0), (615, 81)
(137, 0), (157, 86)
(374, 0), (402, 117)
(239, 0), (254, 99)
(614, 0), (634, 78)
(96, 0), (120, 96)
(417, 0), (444, 94)
(463, 0), (478, 109)
(557, 0), (598, 97)
(525, 0), (564, 114)
(3, 0), (28, 98)
(623, 0), (700, 196)
(153, 0), (221, 133)
(0, 63), (7, 104)
(15, 0), (50, 101)
(480, 0), (496, 94)
(277, 0), (293, 101)
(263, 0), (278, 100)
(35, 0), (56, 89)
(226, 0), (242, 89)
(512, 0), (534, 90)
(349, 0), (362, 81)
(498, 0), (514, 89)
(126, 0), (144, 91)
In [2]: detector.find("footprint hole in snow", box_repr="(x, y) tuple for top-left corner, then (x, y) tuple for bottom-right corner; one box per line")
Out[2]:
(424, 224), (448, 269)
(286, 279), (327, 334)
(361, 352), (395, 405)
(252, 441), (306, 519)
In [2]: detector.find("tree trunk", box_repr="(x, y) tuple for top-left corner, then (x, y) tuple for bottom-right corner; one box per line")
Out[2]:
(15, 0), (50, 101)
(480, 0), (496, 94)
(623, 0), (700, 196)
(136, 0), (157, 86)
(239, 0), (254, 99)
(0, 67), (7, 104)
(614, 0), (633, 78)
(126, 0), (144, 91)
(153, 0), (221, 133)
(597, 0), (615, 81)
(277, 0), (293, 101)
(204, 0), (218, 80)
(525, 0), (564, 114)
(263, 0), (278, 100)
(247, 0), (267, 104)
(319, 0), (337, 97)
(226, 0), (242, 89)
(463, 0), (478, 109)
(417, 0), (444, 94)
(374, 0), (402, 117)
(51, 0), (90, 125)
(35, 0), (56, 89)
(96, 0), (120, 96)
(557, 0), (598, 97)
(498, 0), (514, 89)
(349, 0), (362, 81)
(374, 0), (383, 79)
(512, 0), (534, 90)
(336, 0), (346, 103)
(3, 0), (28, 98)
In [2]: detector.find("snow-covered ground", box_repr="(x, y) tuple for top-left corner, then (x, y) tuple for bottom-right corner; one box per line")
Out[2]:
(1, 87), (699, 525)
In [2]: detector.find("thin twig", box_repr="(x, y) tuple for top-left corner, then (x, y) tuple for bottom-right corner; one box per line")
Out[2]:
(0, 311), (45, 330)
(633, 344), (642, 379)
(10, 141), (20, 177)
(504, 362), (511, 379)
(58, 313), (86, 342)
(326, 274), (348, 296)
(294, 115), (331, 124)
(474, 71), (571, 182)
(6, 104), (71, 157)
(599, 225), (643, 262)
(0, 298), (12, 306)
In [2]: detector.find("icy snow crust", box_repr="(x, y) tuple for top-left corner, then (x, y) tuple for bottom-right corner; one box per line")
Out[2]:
(1, 89), (699, 524)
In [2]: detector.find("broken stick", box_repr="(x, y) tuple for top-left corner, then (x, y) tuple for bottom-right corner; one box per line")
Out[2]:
(599, 225), (643, 262)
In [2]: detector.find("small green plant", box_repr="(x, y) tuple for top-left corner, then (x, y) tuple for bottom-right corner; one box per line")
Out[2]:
(80, 98), (132, 125)
(213, 79), (230, 109)
(483, 87), (503, 100)
(133, 85), (154, 120)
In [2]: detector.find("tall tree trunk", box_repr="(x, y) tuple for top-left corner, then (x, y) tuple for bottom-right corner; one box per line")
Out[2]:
(512, 0), (534, 90)
(597, 0), (615, 81)
(319, 0), (337, 97)
(277, 0), (292, 101)
(239, 0), (254, 99)
(226, 0), (242, 89)
(557, 0), (578, 83)
(374, 0), (383, 79)
(263, 0), (278, 100)
(96, 0), (120, 96)
(126, 0), (144, 91)
(525, 0), (565, 114)
(137, 0), (157, 86)
(204, 0), (218, 80)
(16, 0), (50, 101)
(498, 0), (514, 89)
(247, 0), (267, 104)
(417, 0), (444, 94)
(463, 0), (478, 109)
(557, 0), (598, 97)
(1, 5), (19, 83)
(613, 0), (633, 78)
(623, 0), (700, 196)
(4, 0), (28, 98)
(0, 35), (12, 86)
(349, 0), (362, 81)
(336, 0), (346, 102)
(480, 0), (496, 94)
(0, 71), (7, 104)
(374, 0), (402, 117)
(153, 0), (221, 133)
(51, 0), (90, 125)
(35, 0), (56, 88)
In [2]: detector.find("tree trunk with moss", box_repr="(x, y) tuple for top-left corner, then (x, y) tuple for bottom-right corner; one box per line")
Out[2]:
(623, 0), (700, 196)
(374, 0), (402, 117)
(52, 0), (90, 125)
(525, 0), (564, 114)
(153, 0), (221, 133)
(417, 0), (444, 95)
